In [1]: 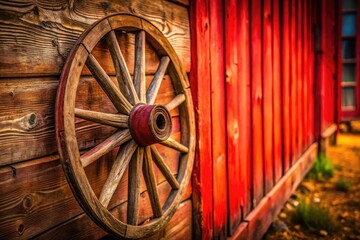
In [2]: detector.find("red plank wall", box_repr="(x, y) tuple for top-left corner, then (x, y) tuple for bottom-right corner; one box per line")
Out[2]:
(190, 0), (338, 239)
(314, 0), (339, 136)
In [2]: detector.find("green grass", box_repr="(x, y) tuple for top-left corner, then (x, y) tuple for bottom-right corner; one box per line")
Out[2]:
(306, 154), (334, 181)
(292, 199), (335, 232)
(335, 176), (352, 192)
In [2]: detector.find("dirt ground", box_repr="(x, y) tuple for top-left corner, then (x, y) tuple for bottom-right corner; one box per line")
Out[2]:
(265, 122), (360, 240)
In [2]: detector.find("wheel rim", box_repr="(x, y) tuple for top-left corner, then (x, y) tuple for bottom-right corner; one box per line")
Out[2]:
(56, 14), (195, 239)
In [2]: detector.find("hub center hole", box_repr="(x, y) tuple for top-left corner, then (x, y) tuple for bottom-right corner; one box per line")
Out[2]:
(156, 115), (166, 130)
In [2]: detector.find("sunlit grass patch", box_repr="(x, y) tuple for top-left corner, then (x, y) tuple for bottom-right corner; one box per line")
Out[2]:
(306, 154), (334, 181)
(292, 198), (335, 233)
(335, 176), (352, 192)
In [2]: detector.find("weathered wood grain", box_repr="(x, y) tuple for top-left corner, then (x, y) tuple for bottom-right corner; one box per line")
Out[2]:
(225, 0), (241, 234)
(143, 146), (163, 218)
(281, 0), (291, 173)
(80, 130), (131, 168)
(127, 147), (144, 225)
(0, 75), (179, 166)
(189, 1), (214, 239)
(0, 0), (190, 77)
(147, 56), (171, 104)
(251, 0), (264, 207)
(134, 30), (147, 103)
(210, 0), (228, 238)
(290, 0), (297, 165)
(99, 141), (137, 207)
(273, 0), (283, 182)
(263, 0), (274, 194)
(296, 0), (303, 157)
(35, 197), (192, 240)
(0, 141), (181, 239)
(106, 30), (139, 105)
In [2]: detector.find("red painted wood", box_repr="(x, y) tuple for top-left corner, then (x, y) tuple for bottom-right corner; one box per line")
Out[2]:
(357, 3), (360, 119)
(296, 0), (303, 157)
(272, 0), (282, 182)
(263, 0), (274, 194)
(320, 0), (336, 133)
(250, 0), (264, 207)
(303, 0), (309, 147)
(241, 143), (318, 240)
(335, 1), (342, 130)
(237, 0), (251, 220)
(281, 0), (291, 173)
(210, 0), (227, 238)
(226, 0), (252, 234)
(189, 1), (213, 239)
(310, 0), (315, 141)
(313, 0), (322, 140)
(290, 0), (297, 164)
(129, 105), (171, 146)
(308, 0), (315, 143)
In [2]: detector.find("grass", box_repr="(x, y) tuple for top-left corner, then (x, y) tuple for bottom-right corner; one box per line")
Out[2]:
(292, 198), (335, 233)
(335, 176), (352, 192)
(306, 154), (334, 181)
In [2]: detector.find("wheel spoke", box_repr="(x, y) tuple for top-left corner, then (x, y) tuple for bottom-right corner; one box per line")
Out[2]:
(86, 54), (132, 114)
(127, 147), (144, 225)
(160, 138), (189, 153)
(106, 30), (139, 105)
(80, 129), (131, 167)
(75, 108), (128, 128)
(143, 146), (163, 218)
(146, 56), (170, 104)
(99, 140), (138, 208)
(150, 146), (179, 190)
(165, 93), (186, 111)
(134, 30), (146, 103)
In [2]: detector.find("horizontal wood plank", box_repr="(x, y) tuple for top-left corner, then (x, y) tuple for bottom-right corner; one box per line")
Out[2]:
(0, 136), (183, 239)
(0, 133), (183, 239)
(34, 186), (192, 240)
(0, 75), (179, 166)
(229, 143), (318, 240)
(0, 0), (190, 77)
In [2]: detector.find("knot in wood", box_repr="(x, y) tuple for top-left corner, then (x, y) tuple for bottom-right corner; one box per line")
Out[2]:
(129, 104), (172, 146)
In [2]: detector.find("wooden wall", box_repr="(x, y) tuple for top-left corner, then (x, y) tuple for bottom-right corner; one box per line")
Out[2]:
(313, 0), (339, 135)
(0, 0), (192, 239)
(0, 0), (340, 239)
(190, 0), (337, 239)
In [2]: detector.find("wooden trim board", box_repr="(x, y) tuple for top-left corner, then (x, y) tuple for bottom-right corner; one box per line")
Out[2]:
(228, 143), (318, 240)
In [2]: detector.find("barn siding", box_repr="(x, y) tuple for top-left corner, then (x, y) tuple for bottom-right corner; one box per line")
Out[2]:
(190, 0), (338, 239)
(0, 0), (193, 239)
(0, 0), (340, 239)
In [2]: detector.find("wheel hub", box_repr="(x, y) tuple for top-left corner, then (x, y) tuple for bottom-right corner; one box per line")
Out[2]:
(129, 104), (172, 146)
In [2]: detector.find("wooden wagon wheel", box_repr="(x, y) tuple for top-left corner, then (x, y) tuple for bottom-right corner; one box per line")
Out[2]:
(56, 14), (195, 239)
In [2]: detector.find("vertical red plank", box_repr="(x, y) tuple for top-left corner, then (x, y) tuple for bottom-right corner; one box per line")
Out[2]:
(281, 0), (291, 173)
(313, 0), (322, 140)
(296, 0), (303, 156)
(226, 0), (242, 234)
(210, 0), (227, 238)
(309, 0), (315, 143)
(250, 0), (264, 206)
(272, 0), (282, 182)
(303, 0), (309, 147)
(237, 0), (252, 218)
(290, 0), (297, 165)
(335, 0), (342, 134)
(356, 3), (360, 118)
(262, 0), (274, 193)
(309, 0), (316, 143)
(190, 1), (213, 239)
